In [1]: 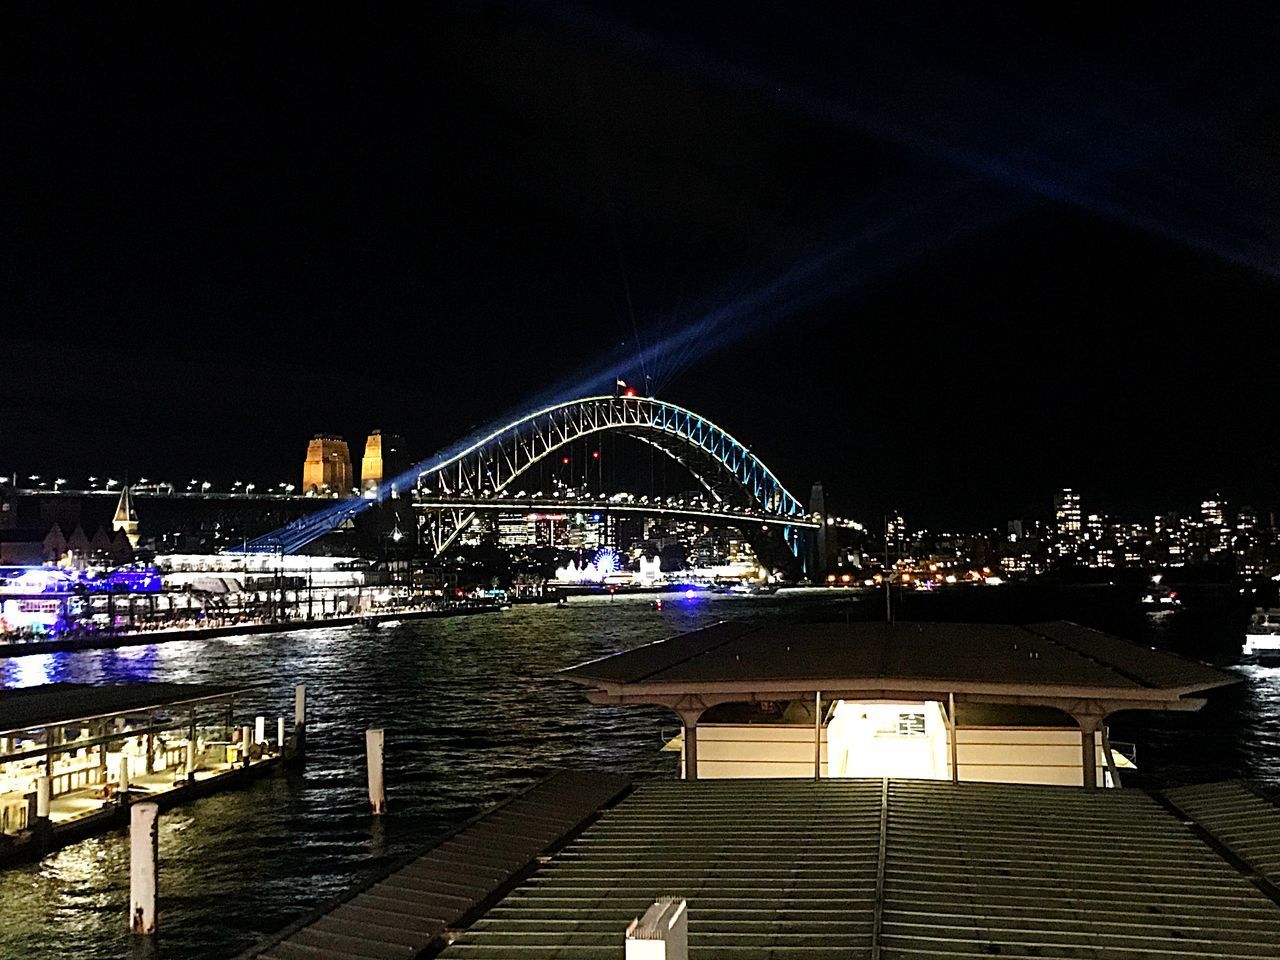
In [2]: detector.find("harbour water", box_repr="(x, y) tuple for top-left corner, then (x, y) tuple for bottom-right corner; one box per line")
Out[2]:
(1, 586), (1278, 960)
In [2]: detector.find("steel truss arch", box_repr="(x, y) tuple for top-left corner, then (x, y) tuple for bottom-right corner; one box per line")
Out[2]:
(415, 395), (814, 555)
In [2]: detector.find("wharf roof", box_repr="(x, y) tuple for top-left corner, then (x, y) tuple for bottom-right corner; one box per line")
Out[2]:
(443, 777), (1280, 960)
(0, 681), (250, 735)
(242, 769), (632, 960)
(561, 619), (1238, 706)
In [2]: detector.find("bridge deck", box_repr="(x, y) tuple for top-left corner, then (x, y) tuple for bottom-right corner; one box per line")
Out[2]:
(241, 769), (632, 960)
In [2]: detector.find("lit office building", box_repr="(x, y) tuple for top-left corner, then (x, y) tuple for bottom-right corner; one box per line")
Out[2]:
(1053, 488), (1082, 558)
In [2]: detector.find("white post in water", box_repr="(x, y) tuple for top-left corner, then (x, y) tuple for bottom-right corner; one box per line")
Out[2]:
(255, 716), (266, 745)
(294, 684), (307, 754)
(241, 725), (253, 765)
(118, 755), (131, 794)
(35, 775), (51, 820)
(365, 728), (386, 814)
(129, 801), (159, 935)
(277, 717), (286, 749)
(625, 898), (688, 960)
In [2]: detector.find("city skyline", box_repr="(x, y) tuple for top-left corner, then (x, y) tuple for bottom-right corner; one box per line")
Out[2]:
(5, 4), (1280, 527)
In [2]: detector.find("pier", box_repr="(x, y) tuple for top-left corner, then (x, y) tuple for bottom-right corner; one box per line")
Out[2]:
(0, 602), (503, 657)
(0, 681), (290, 865)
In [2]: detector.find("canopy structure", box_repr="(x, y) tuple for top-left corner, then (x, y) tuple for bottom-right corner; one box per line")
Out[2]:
(562, 620), (1239, 786)
(0, 681), (249, 738)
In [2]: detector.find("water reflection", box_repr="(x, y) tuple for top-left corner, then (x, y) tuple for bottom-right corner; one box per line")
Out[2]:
(0, 587), (1276, 960)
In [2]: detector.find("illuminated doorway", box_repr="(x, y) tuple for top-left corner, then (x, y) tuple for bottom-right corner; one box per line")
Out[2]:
(826, 700), (949, 779)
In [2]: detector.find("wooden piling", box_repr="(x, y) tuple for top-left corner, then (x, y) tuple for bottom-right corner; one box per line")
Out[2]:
(294, 685), (307, 755)
(35, 775), (51, 819)
(129, 801), (159, 935)
(365, 728), (386, 814)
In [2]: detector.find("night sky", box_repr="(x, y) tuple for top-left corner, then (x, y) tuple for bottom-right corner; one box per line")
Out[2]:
(4, 2), (1279, 528)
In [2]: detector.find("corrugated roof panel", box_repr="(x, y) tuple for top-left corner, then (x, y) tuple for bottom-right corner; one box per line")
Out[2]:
(1029, 621), (1239, 692)
(0, 680), (250, 734)
(1163, 781), (1280, 884)
(447, 779), (880, 959)
(443, 778), (1280, 960)
(883, 779), (1280, 959)
(561, 621), (1236, 698)
(244, 770), (631, 960)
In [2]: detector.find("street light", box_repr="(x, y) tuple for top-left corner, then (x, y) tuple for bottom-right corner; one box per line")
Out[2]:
(106, 478), (119, 489)
(246, 483), (256, 494)
(201, 481), (212, 493)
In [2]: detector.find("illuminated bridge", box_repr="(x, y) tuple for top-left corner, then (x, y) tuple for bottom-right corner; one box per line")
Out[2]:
(242, 395), (821, 564)
(416, 395), (817, 556)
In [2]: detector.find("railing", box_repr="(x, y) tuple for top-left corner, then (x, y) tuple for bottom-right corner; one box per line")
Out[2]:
(1108, 739), (1138, 766)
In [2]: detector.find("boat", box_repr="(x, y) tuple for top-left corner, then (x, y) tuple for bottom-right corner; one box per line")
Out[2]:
(381, 619), (402, 629)
(1138, 575), (1181, 613)
(1244, 608), (1280, 666)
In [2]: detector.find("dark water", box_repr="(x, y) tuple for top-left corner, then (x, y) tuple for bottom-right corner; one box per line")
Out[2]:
(0, 586), (1277, 959)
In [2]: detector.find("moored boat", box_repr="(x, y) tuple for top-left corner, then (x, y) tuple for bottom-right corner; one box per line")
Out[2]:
(1244, 608), (1280, 666)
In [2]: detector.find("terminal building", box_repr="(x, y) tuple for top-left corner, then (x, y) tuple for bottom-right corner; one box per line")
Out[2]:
(561, 620), (1238, 788)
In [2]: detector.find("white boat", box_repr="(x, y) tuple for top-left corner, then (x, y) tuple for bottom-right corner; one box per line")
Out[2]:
(381, 620), (402, 628)
(1244, 608), (1280, 666)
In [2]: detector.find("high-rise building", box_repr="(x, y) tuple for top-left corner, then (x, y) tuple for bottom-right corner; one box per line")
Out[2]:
(302, 435), (353, 496)
(1053, 488), (1082, 559)
(1200, 492), (1229, 554)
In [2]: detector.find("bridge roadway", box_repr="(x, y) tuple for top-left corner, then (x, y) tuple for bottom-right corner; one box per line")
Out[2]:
(11, 487), (315, 501)
(415, 493), (822, 529)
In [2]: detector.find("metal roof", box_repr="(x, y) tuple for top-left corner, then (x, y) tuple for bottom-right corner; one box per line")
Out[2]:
(561, 620), (1237, 702)
(1163, 781), (1280, 890)
(243, 769), (632, 960)
(444, 777), (1280, 959)
(0, 681), (250, 735)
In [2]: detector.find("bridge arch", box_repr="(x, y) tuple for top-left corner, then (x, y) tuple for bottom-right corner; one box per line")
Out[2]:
(416, 395), (816, 557)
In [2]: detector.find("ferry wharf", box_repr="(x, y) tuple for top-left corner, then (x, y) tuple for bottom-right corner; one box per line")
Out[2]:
(1, 681), (294, 866)
(243, 773), (1280, 960)
(0, 603), (503, 657)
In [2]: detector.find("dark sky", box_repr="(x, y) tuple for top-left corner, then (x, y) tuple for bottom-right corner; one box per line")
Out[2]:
(4, 2), (1280, 527)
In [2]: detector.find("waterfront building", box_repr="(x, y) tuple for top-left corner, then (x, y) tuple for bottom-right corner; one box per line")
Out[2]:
(302, 434), (353, 497)
(562, 620), (1235, 788)
(0, 681), (274, 849)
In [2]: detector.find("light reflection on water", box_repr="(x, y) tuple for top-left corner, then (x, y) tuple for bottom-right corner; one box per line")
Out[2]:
(0, 588), (1277, 960)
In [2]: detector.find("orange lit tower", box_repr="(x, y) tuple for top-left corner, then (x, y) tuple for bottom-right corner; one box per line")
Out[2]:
(302, 435), (353, 496)
(360, 430), (407, 498)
